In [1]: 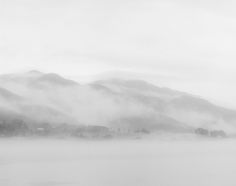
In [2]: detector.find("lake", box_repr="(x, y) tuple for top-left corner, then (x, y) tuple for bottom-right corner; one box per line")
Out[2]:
(0, 138), (235, 186)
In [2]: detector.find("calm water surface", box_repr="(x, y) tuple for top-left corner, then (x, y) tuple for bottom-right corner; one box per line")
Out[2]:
(0, 139), (235, 186)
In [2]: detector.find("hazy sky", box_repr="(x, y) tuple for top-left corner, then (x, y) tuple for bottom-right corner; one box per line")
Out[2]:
(0, 0), (236, 108)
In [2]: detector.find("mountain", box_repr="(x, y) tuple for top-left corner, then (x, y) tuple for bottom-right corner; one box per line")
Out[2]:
(91, 78), (236, 133)
(29, 73), (78, 88)
(0, 71), (78, 89)
(0, 87), (22, 101)
(0, 70), (235, 137)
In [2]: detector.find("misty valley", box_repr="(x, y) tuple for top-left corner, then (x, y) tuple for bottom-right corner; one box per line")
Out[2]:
(0, 70), (235, 140)
(2, 0), (236, 185)
(0, 70), (236, 186)
(0, 71), (235, 186)
(0, 119), (229, 140)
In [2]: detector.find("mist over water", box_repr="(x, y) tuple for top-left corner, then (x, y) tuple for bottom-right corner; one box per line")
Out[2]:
(0, 71), (234, 186)
(1, 0), (236, 185)
(0, 139), (235, 186)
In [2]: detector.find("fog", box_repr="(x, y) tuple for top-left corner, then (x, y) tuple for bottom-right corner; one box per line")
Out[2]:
(1, 0), (236, 185)
(0, 139), (235, 186)
(0, 71), (235, 135)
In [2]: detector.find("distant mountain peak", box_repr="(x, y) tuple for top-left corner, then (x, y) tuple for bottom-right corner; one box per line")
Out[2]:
(96, 78), (184, 96)
(27, 70), (44, 75)
(34, 73), (78, 86)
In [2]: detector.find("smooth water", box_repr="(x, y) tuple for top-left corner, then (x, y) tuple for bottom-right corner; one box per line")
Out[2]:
(0, 139), (235, 186)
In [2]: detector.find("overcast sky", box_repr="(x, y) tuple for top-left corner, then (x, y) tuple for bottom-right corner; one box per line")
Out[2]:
(0, 0), (236, 108)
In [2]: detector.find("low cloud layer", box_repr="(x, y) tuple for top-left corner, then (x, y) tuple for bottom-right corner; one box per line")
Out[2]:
(0, 71), (235, 134)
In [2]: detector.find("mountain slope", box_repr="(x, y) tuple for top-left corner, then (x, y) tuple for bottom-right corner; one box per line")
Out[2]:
(0, 71), (235, 135)
(92, 78), (236, 132)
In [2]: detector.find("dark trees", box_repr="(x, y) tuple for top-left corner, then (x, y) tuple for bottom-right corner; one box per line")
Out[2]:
(195, 128), (227, 138)
(210, 130), (226, 138)
(195, 128), (209, 136)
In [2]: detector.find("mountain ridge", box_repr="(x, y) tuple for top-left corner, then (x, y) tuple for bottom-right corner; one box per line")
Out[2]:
(0, 70), (235, 136)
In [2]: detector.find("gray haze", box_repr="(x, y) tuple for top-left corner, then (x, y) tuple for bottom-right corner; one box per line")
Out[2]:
(1, 139), (236, 186)
(0, 0), (236, 108)
(0, 71), (236, 135)
(1, 2), (236, 186)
